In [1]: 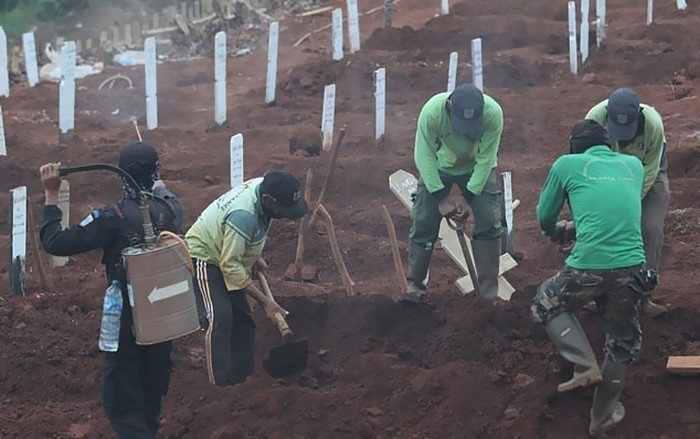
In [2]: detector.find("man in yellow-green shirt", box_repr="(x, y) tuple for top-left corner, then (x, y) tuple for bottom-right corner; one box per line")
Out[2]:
(403, 83), (504, 303)
(586, 88), (669, 316)
(185, 171), (308, 387)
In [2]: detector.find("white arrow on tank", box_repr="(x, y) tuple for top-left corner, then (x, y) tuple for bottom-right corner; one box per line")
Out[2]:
(148, 280), (189, 304)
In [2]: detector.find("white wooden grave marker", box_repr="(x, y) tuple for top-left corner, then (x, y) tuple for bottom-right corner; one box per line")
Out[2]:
(501, 172), (514, 255)
(677, 0), (687, 11)
(0, 27), (9, 97)
(145, 37), (158, 129)
(332, 8), (344, 61)
(580, 0), (589, 64)
(388, 170), (518, 299)
(0, 105), (6, 156)
(471, 38), (483, 91)
(441, 0), (449, 15)
(11, 186), (27, 296)
(214, 31), (227, 125)
(596, 0), (606, 48)
(647, 0), (653, 25)
(59, 41), (77, 134)
(266, 21), (279, 105)
(346, 0), (361, 54)
(374, 68), (386, 141)
(447, 51), (458, 93)
(22, 32), (39, 87)
(568, 2), (578, 75)
(52, 180), (70, 267)
(321, 84), (336, 151)
(230, 134), (244, 188)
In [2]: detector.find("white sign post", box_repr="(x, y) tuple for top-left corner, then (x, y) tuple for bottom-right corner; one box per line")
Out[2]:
(441, 0), (449, 15)
(0, 105), (6, 156)
(10, 186), (27, 296)
(59, 41), (77, 135)
(0, 27), (9, 97)
(447, 52), (458, 93)
(321, 84), (336, 151)
(214, 31), (227, 125)
(677, 0), (687, 11)
(471, 38), (483, 91)
(52, 180), (70, 267)
(22, 32), (38, 87)
(347, 0), (361, 54)
(374, 68), (386, 142)
(230, 134), (244, 188)
(144, 37), (158, 129)
(596, 0), (606, 48)
(501, 172), (514, 255)
(568, 2), (578, 76)
(266, 21), (279, 105)
(647, 0), (653, 25)
(332, 8), (344, 61)
(580, 0), (589, 65)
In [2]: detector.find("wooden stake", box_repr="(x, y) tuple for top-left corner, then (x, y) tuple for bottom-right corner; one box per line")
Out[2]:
(27, 197), (48, 292)
(316, 204), (354, 296)
(292, 169), (314, 280)
(309, 125), (347, 228)
(380, 204), (406, 297)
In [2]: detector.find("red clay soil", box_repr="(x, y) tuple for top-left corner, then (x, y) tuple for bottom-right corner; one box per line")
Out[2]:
(1, 0), (700, 438)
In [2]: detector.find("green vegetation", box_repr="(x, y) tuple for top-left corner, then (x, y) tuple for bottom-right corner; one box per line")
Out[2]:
(0, 0), (91, 36)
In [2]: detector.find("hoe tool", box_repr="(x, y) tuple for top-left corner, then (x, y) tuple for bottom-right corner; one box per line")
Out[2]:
(447, 217), (481, 296)
(259, 272), (309, 377)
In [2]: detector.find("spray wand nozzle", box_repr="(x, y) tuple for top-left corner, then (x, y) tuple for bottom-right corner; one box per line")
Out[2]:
(59, 163), (157, 245)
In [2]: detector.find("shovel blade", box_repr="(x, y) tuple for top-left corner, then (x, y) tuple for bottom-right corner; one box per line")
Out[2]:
(263, 339), (309, 377)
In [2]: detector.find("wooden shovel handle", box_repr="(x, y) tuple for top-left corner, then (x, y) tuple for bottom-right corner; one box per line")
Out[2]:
(258, 272), (293, 337)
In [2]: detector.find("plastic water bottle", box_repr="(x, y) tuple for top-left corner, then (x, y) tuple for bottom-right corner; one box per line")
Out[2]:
(98, 281), (123, 352)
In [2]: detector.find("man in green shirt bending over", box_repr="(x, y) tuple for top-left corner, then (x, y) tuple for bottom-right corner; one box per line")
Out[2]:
(403, 83), (504, 303)
(586, 88), (669, 316)
(532, 120), (657, 437)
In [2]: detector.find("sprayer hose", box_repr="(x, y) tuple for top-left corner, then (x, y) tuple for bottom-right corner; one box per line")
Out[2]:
(157, 231), (195, 277)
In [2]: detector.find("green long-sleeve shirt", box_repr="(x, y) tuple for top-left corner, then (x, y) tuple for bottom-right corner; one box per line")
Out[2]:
(185, 178), (271, 291)
(537, 146), (646, 270)
(586, 100), (666, 197)
(414, 92), (503, 198)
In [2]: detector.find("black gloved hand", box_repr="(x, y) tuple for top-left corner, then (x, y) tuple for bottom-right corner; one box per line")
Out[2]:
(550, 220), (576, 245)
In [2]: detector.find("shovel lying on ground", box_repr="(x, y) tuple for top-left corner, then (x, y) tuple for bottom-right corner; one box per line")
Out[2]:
(258, 272), (309, 377)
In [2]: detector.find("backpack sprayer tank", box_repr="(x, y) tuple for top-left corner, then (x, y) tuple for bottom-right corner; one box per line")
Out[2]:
(59, 164), (200, 345)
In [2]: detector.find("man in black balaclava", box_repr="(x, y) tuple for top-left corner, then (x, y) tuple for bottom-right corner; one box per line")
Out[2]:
(39, 142), (183, 439)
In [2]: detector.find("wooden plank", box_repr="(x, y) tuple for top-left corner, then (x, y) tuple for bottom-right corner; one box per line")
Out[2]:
(667, 356), (700, 375)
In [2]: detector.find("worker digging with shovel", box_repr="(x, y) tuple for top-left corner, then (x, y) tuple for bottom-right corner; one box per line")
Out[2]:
(401, 83), (504, 304)
(185, 170), (309, 386)
(531, 120), (658, 437)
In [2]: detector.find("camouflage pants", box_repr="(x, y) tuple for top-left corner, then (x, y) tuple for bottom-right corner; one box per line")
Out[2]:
(531, 265), (644, 364)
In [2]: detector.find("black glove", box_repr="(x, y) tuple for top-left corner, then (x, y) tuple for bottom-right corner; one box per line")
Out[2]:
(550, 220), (575, 245)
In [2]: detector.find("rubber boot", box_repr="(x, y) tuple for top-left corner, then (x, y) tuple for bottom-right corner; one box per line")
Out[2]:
(400, 243), (432, 305)
(641, 298), (668, 318)
(471, 239), (501, 299)
(589, 358), (627, 437)
(545, 313), (603, 393)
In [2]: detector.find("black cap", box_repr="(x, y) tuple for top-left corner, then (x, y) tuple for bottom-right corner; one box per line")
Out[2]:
(119, 141), (159, 180)
(569, 119), (611, 154)
(260, 170), (309, 220)
(606, 88), (641, 141)
(448, 84), (485, 139)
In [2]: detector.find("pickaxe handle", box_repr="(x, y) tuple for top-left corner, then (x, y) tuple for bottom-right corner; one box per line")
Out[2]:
(447, 218), (481, 296)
